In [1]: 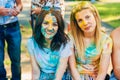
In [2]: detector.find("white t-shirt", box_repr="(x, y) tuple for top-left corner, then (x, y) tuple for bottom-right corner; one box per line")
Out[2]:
(27, 37), (72, 73)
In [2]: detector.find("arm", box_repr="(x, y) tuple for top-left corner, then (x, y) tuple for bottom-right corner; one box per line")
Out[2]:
(96, 52), (111, 80)
(0, 7), (10, 16)
(31, 0), (42, 15)
(69, 49), (81, 80)
(27, 38), (40, 80)
(11, 0), (23, 16)
(31, 6), (41, 15)
(16, 0), (23, 12)
(96, 37), (112, 80)
(30, 55), (40, 80)
(55, 57), (68, 80)
(0, 0), (22, 16)
(55, 40), (74, 80)
(111, 28), (120, 79)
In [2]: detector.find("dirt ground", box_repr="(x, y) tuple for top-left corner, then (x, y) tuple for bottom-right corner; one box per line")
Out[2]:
(5, 53), (32, 80)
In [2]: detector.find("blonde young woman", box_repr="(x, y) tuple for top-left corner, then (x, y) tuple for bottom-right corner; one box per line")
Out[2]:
(69, 1), (112, 80)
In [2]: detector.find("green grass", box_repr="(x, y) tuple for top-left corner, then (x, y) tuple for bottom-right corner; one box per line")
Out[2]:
(94, 3), (120, 28)
(21, 27), (32, 54)
(4, 60), (11, 66)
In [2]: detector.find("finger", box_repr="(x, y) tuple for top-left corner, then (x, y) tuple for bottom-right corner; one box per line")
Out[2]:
(11, 9), (18, 16)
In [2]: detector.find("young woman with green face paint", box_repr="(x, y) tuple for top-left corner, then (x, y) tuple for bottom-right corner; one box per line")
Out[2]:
(27, 9), (72, 80)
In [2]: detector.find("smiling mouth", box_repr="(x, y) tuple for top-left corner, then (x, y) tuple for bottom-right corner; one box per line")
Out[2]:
(46, 29), (54, 35)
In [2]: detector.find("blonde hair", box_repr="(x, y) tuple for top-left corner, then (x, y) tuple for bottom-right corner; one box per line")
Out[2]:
(70, 1), (101, 59)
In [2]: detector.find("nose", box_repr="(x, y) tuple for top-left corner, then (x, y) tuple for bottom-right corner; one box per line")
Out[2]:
(47, 24), (54, 32)
(83, 20), (87, 26)
(47, 23), (53, 30)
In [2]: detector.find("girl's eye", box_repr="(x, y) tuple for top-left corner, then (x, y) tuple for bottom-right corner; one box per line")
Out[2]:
(86, 15), (90, 19)
(78, 19), (82, 23)
(53, 22), (58, 26)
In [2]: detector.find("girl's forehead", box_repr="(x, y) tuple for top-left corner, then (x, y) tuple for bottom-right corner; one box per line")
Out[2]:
(45, 13), (54, 19)
(75, 9), (93, 18)
(44, 13), (57, 22)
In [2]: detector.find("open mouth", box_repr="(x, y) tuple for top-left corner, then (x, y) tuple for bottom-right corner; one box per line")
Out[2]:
(46, 29), (54, 35)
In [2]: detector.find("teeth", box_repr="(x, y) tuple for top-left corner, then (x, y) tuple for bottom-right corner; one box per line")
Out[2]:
(46, 30), (53, 35)
(46, 29), (54, 33)
(47, 31), (52, 34)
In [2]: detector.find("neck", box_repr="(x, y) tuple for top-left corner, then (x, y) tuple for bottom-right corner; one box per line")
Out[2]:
(83, 31), (95, 38)
(83, 31), (95, 47)
(44, 38), (52, 48)
(83, 36), (95, 48)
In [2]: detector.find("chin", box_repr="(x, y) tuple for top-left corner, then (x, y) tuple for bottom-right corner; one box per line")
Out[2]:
(84, 30), (94, 33)
(46, 36), (54, 40)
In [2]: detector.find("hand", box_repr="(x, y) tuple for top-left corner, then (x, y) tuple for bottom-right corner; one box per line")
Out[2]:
(10, 6), (21, 16)
(0, 7), (10, 16)
(31, 7), (41, 15)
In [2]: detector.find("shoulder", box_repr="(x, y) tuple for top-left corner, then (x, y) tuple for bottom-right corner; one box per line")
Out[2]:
(101, 32), (112, 42)
(111, 27), (120, 46)
(67, 32), (75, 44)
(60, 40), (73, 57)
(26, 37), (36, 55)
(27, 37), (35, 48)
(101, 32), (113, 54)
(27, 37), (34, 44)
(61, 40), (72, 50)
(111, 27), (120, 40)
(101, 32), (112, 49)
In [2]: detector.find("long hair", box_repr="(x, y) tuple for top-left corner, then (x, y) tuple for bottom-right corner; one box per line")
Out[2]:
(33, 9), (69, 51)
(70, 1), (101, 59)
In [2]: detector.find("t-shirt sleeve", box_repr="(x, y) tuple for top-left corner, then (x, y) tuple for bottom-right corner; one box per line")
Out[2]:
(27, 38), (34, 56)
(60, 40), (74, 58)
(102, 35), (113, 54)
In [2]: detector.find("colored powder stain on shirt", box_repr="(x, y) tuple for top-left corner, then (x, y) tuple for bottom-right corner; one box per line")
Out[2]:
(75, 32), (112, 75)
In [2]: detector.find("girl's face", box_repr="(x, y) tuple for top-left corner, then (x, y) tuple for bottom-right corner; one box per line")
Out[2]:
(41, 13), (58, 40)
(75, 9), (96, 33)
